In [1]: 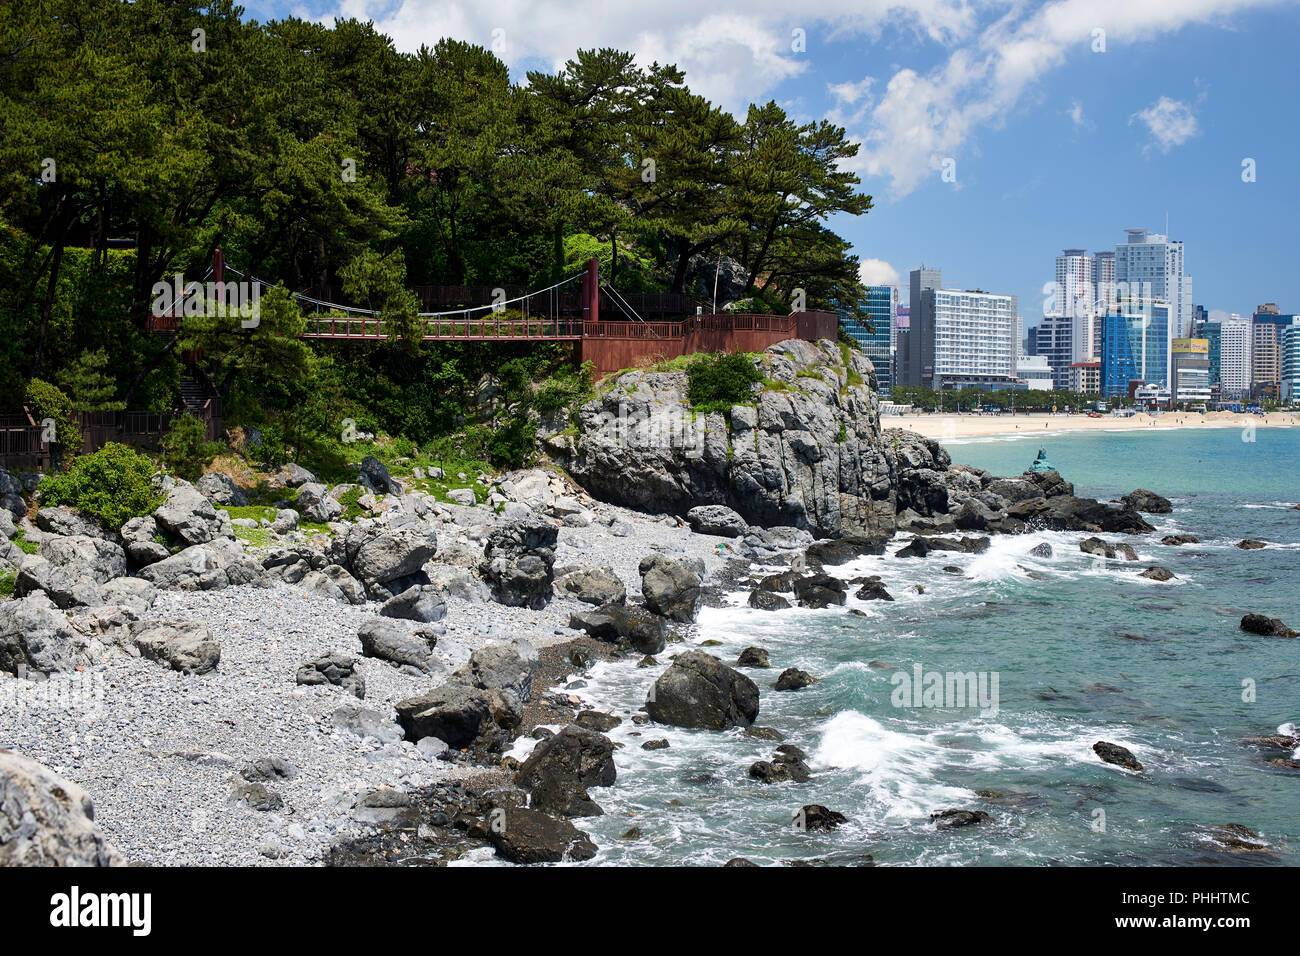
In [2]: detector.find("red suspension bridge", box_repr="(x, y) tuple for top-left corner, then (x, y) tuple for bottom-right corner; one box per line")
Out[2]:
(145, 251), (837, 375)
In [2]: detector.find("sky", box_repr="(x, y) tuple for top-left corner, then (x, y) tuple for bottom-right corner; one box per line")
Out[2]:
(244, 0), (1300, 327)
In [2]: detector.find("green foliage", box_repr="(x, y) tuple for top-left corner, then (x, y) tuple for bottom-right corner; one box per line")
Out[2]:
(533, 360), (595, 412)
(0, 568), (14, 597)
(685, 352), (763, 412)
(487, 416), (537, 468)
(59, 348), (125, 412)
(13, 531), (38, 555)
(160, 414), (224, 480)
(24, 378), (80, 457)
(337, 486), (365, 522)
(38, 442), (161, 530)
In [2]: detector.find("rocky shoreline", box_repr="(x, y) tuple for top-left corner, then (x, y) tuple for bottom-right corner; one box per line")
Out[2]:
(3, 338), (1294, 867)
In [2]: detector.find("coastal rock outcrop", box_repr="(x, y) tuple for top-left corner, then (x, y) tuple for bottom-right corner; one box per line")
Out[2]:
(645, 650), (759, 730)
(558, 339), (930, 537)
(516, 725), (617, 817)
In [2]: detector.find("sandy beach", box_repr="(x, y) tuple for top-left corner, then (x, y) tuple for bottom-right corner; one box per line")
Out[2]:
(880, 409), (1300, 440)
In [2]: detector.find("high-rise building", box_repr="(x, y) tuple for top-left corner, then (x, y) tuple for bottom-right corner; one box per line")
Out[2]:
(1281, 323), (1300, 404)
(1195, 316), (1222, 391)
(1171, 338), (1212, 404)
(928, 287), (1018, 389)
(901, 267), (941, 387)
(1053, 248), (1098, 363)
(837, 285), (897, 392)
(1114, 228), (1193, 338)
(1099, 300), (1171, 396)
(1068, 362), (1101, 394)
(1035, 313), (1073, 389)
(1215, 314), (1253, 399)
(1250, 304), (1297, 399)
(1093, 251), (1116, 318)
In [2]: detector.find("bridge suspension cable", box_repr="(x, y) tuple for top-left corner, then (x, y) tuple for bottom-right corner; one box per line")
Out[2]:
(219, 264), (587, 320)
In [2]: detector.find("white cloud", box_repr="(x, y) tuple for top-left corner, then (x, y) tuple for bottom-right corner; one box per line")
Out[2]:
(858, 257), (900, 285)
(841, 0), (1276, 197)
(301, 1), (986, 115)
(1067, 99), (1087, 127)
(307, 0), (1278, 185)
(1130, 96), (1200, 152)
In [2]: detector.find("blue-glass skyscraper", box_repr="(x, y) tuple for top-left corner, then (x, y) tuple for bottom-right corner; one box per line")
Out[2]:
(1100, 302), (1170, 396)
(838, 285), (896, 392)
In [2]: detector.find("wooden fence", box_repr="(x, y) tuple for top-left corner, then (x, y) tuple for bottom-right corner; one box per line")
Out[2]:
(0, 399), (222, 471)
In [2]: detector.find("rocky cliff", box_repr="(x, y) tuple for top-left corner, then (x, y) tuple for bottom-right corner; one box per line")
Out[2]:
(547, 339), (949, 538)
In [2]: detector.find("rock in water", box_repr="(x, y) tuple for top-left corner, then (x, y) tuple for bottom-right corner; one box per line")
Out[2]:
(0, 750), (123, 866)
(516, 725), (617, 817)
(638, 553), (703, 622)
(569, 603), (667, 654)
(930, 809), (993, 829)
(487, 807), (597, 864)
(774, 667), (818, 691)
(1237, 539), (1268, 550)
(736, 646), (770, 668)
(794, 805), (847, 831)
(748, 590), (791, 611)
(646, 650), (759, 730)
(1138, 566), (1176, 582)
(1240, 613), (1296, 638)
(1093, 740), (1143, 771)
(1121, 489), (1172, 514)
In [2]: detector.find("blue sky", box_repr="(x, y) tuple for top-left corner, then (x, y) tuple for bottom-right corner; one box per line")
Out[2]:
(246, 1), (1300, 326)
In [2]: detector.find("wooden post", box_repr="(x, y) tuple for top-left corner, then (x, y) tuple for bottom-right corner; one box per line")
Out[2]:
(586, 257), (599, 325)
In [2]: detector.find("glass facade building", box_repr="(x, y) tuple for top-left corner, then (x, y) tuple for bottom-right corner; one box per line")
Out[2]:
(836, 285), (896, 392)
(1100, 303), (1170, 396)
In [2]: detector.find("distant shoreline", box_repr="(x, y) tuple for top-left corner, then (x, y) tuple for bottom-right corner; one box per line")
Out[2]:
(880, 410), (1300, 441)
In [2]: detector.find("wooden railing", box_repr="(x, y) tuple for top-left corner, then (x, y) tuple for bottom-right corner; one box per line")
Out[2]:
(0, 399), (223, 470)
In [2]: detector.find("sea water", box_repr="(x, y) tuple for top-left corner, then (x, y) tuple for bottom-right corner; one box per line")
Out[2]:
(557, 426), (1300, 865)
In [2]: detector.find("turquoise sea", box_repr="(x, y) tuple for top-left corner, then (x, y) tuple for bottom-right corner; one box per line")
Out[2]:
(549, 426), (1300, 866)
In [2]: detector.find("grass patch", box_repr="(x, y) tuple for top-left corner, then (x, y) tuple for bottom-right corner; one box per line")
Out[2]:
(13, 531), (38, 555)
(0, 568), (15, 598)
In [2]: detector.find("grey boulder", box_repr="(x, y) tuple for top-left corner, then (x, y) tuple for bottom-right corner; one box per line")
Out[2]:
(645, 650), (759, 730)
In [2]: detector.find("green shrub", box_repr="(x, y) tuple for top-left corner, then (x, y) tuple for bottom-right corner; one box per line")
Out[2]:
(337, 486), (365, 521)
(686, 352), (762, 413)
(24, 378), (81, 458)
(487, 415), (536, 468)
(533, 360), (595, 413)
(161, 414), (224, 479)
(39, 442), (162, 530)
